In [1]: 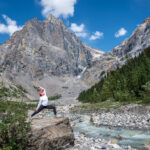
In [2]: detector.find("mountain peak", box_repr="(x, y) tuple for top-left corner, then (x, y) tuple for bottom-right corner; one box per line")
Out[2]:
(47, 14), (57, 21)
(45, 14), (65, 28)
(46, 14), (62, 24)
(143, 17), (150, 23)
(111, 16), (150, 64)
(0, 13), (96, 80)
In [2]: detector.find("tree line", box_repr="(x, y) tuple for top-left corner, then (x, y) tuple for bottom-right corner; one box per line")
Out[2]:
(78, 46), (150, 104)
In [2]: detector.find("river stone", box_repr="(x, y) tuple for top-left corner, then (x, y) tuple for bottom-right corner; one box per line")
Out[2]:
(28, 117), (75, 150)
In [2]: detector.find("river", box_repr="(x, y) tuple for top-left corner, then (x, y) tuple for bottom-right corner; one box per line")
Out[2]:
(45, 112), (150, 149)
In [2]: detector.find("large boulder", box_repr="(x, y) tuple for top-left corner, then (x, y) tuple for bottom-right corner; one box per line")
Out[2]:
(28, 117), (74, 150)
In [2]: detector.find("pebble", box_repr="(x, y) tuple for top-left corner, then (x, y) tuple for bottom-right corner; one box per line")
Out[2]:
(92, 111), (150, 129)
(67, 132), (136, 150)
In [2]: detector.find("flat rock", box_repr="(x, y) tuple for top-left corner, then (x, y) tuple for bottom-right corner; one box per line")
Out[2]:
(28, 117), (75, 150)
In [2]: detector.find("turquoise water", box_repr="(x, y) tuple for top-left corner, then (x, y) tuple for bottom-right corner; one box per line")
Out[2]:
(45, 113), (150, 149)
(71, 114), (150, 149)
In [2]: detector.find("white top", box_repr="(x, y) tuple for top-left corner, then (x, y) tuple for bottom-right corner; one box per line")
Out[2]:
(36, 95), (48, 110)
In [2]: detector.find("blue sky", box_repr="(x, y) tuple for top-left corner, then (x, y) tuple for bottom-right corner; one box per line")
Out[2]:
(0, 0), (150, 51)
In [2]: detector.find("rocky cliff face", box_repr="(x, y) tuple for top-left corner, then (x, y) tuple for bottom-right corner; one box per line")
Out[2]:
(110, 17), (150, 65)
(1, 14), (101, 79)
(83, 17), (150, 85)
(0, 14), (104, 99)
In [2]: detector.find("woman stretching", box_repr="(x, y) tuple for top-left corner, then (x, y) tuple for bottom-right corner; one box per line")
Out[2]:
(31, 87), (57, 117)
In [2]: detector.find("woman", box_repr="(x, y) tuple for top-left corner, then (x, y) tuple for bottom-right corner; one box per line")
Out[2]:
(31, 86), (57, 117)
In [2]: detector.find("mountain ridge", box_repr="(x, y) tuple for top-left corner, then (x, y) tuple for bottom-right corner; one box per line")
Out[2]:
(0, 14), (150, 100)
(83, 17), (150, 85)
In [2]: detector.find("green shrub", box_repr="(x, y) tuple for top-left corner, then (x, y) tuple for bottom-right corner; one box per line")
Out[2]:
(16, 85), (28, 94)
(0, 87), (10, 98)
(0, 101), (35, 150)
(0, 84), (28, 100)
(0, 112), (31, 150)
(48, 94), (62, 101)
(100, 71), (105, 77)
(139, 81), (150, 104)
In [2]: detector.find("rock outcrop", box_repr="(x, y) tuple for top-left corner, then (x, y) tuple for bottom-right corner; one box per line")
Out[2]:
(28, 117), (74, 150)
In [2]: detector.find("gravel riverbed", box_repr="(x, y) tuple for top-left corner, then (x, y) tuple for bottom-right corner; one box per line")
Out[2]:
(58, 104), (150, 150)
(70, 104), (150, 129)
(67, 132), (136, 150)
(92, 112), (150, 129)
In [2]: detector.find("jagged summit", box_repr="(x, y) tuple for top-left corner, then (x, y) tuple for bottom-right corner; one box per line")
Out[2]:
(47, 14), (59, 22)
(0, 14), (105, 98)
(110, 17), (150, 63)
(45, 14), (68, 31)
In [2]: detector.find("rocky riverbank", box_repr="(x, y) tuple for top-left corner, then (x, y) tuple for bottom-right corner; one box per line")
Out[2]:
(70, 104), (150, 129)
(67, 132), (136, 150)
(65, 103), (150, 150)
(92, 111), (150, 129)
(28, 103), (150, 150)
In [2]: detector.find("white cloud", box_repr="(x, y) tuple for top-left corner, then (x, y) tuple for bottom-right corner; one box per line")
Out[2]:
(0, 15), (22, 35)
(70, 23), (84, 33)
(70, 23), (87, 38)
(115, 28), (127, 38)
(40, 0), (77, 18)
(75, 32), (87, 38)
(90, 31), (104, 40)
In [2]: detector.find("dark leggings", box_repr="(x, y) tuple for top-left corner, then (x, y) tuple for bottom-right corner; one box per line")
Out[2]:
(31, 105), (57, 117)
